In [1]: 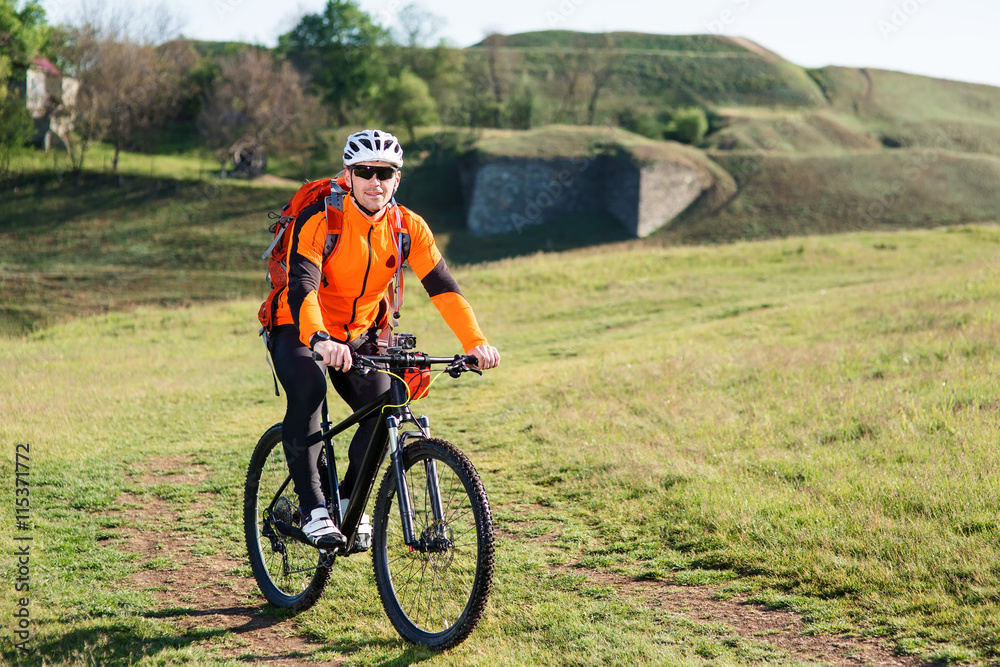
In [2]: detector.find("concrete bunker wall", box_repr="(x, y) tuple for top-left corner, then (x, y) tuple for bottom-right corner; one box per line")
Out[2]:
(463, 151), (713, 238)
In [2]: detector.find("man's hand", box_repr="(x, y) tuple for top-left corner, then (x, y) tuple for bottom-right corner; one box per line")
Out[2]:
(314, 339), (353, 372)
(468, 344), (501, 370)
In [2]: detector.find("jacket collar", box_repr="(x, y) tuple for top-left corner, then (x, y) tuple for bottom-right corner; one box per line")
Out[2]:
(344, 191), (393, 227)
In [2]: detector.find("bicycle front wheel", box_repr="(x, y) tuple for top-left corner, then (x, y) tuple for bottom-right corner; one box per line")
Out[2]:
(372, 438), (494, 649)
(244, 424), (330, 610)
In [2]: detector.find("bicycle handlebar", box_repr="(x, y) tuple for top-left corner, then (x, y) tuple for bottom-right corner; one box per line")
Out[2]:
(311, 350), (481, 377)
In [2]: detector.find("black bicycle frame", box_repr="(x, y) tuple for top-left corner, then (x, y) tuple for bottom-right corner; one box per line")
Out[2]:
(310, 372), (430, 549)
(266, 351), (471, 554)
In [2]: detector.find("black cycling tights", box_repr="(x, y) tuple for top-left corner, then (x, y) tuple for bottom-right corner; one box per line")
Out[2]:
(270, 325), (390, 510)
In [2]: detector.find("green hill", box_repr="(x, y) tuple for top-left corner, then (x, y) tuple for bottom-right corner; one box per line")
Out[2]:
(468, 32), (826, 120)
(457, 31), (1000, 241)
(471, 30), (1000, 157)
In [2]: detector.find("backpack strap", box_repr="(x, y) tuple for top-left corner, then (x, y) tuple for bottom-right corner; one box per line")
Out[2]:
(319, 175), (349, 287)
(389, 201), (410, 323)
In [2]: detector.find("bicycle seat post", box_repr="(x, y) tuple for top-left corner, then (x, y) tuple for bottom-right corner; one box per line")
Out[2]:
(319, 397), (342, 524)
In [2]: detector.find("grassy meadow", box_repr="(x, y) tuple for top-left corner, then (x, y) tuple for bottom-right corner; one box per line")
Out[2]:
(2, 198), (1000, 664)
(4, 26), (1000, 665)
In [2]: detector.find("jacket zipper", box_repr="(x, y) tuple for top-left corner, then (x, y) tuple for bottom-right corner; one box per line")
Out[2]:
(345, 225), (375, 338)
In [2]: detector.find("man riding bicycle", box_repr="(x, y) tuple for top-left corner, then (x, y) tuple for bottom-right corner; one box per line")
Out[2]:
(268, 129), (501, 549)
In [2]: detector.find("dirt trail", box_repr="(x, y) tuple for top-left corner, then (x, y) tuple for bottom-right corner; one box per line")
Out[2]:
(117, 456), (918, 666)
(561, 567), (918, 667)
(116, 459), (335, 666)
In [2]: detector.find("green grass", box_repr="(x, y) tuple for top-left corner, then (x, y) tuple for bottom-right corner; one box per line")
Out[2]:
(0, 163), (299, 336)
(11, 140), (222, 182)
(2, 220), (1000, 664)
(710, 67), (1000, 159)
(676, 149), (1000, 242)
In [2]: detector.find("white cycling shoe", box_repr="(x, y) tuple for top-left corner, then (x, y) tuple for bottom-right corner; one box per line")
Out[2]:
(301, 506), (347, 549)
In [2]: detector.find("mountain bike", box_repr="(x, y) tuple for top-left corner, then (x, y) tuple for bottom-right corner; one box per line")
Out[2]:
(243, 332), (494, 650)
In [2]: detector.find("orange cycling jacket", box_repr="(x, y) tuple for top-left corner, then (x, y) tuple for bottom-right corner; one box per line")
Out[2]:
(270, 193), (489, 353)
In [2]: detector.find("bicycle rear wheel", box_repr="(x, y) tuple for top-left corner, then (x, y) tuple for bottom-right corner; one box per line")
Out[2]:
(372, 438), (494, 649)
(244, 424), (330, 610)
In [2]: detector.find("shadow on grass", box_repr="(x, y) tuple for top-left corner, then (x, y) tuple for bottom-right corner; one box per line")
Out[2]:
(439, 211), (634, 265)
(0, 171), (290, 234)
(4, 603), (438, 666)
(3, 622), (235, 666)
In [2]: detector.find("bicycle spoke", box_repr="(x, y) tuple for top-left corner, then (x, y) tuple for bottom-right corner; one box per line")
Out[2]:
(244, 425), (330, 610)
(373, 439), (493, 647)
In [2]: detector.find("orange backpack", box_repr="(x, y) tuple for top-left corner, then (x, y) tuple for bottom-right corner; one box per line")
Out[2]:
(256, 175), (411, 333)
(257, 177), (349, 331)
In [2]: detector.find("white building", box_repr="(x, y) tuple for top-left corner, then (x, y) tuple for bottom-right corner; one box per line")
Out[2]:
(25, 56), (78, 151)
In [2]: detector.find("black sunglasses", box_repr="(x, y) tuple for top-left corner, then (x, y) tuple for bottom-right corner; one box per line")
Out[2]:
(351, 165), (397, 181)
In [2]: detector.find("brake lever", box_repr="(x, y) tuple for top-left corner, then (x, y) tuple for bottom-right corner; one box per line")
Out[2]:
(447, 355), (482, 378)
(353, 354), (377, 375)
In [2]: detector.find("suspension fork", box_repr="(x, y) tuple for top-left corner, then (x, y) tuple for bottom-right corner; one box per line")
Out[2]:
(386, 413), (417, 545)
(387, 401), (444, 547)
(409, 414), (445, 522)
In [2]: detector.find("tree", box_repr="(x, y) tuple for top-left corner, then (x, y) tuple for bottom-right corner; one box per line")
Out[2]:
(86, 39), (180, 172)
(551, 50), (584, 124)
(391, 2), (441, 48)
(198, 49), (323, 179)
(0, 0), (49, 84)
(0, 0), (50, 178)
(666, 107), (709, 145)
(484, 34), (507, 129)
(48, 4), (186, 176)
(0, 90), (32, 178)
(376, 69), (438, 143)
(277, 0), (389, 125)
(583, 34), (616, 125)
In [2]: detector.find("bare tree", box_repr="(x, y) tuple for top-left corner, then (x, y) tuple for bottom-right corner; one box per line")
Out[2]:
(49, 1), (186, 177)
(552, 50), (583, 124)
(392, 2), (442, 48)
(198, 49), (323, 179)
(82, 39), (180, 172)
(583, 34), (617, 126)
(483, 34), (508, 129)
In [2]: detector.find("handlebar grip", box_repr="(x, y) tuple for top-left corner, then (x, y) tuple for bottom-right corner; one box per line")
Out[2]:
(312, 351), (323, 362)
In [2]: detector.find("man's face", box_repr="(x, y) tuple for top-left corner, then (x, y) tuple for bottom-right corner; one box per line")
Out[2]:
(346, 161), (400, 214)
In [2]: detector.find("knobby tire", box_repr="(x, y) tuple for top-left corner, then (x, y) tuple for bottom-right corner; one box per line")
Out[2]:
(371, 438), (495, 649)
(244, 424), (330, 610)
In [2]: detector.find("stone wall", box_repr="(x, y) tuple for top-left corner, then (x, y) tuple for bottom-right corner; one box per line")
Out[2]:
(463, 148), (715, 238)
(462, 156), (607, 236)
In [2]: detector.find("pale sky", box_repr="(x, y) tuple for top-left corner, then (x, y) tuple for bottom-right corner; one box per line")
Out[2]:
(40, 0), (1000, 88)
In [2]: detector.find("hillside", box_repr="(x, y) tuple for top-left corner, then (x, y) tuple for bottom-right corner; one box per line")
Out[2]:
(469, 32), (826, 120)
(458, 31), (1000, 241)
(470, 31), (1000, 156)
(3, 225), (1000, 664)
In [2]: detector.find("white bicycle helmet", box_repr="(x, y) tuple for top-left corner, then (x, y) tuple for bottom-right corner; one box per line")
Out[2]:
(342, 129), (404, 168)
